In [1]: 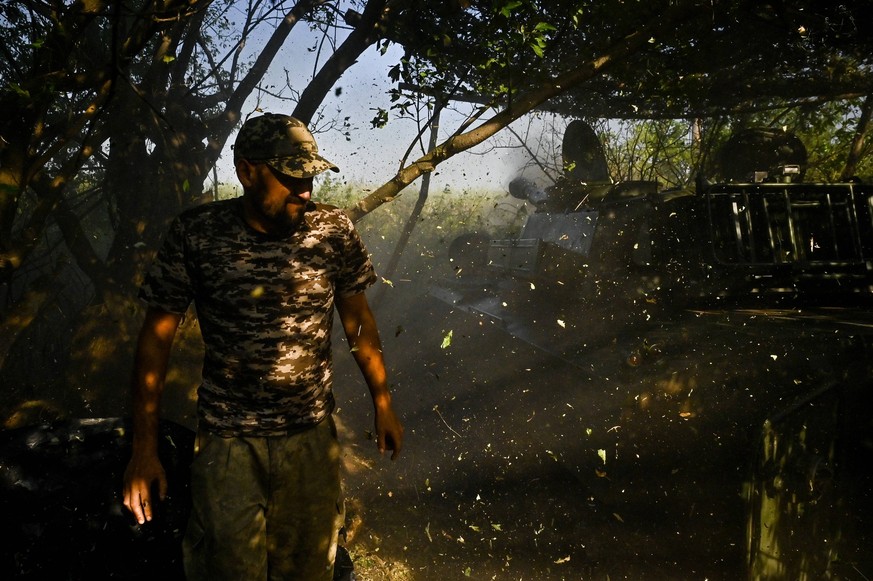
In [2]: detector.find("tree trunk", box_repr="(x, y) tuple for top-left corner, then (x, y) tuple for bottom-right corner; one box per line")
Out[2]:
(841, 94), (873, 181)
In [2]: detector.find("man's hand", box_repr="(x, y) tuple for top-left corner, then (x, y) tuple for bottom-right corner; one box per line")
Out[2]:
(123, 452), (168, 525)
(336, 292), (403, 460)
(124, 307), (180, 525)
(374, 403), (404, 460)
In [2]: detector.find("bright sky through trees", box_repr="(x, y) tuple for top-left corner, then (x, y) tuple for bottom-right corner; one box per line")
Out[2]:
(217, 35), (540, 194)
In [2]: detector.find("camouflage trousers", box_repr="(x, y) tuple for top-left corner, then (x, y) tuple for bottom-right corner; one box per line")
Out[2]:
(183, 416), (344, 581)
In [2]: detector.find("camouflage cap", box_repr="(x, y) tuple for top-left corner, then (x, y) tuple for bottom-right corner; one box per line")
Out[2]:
(234, 113), (339, 178)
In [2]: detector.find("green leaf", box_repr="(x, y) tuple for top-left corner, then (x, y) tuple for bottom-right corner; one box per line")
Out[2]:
(370, 108), (389, 129)
(497, 0), (523, 17)
(534, 22), (556, 33)
(441, 330), (453, 349)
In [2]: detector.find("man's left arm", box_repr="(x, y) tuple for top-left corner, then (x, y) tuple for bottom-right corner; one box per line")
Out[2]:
(335, 291), (403, 460)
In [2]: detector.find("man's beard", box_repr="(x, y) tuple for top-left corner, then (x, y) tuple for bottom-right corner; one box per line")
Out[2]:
(262, 195), (313, 231)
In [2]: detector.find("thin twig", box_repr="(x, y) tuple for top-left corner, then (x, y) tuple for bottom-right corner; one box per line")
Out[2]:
(433, 405), (461, 438)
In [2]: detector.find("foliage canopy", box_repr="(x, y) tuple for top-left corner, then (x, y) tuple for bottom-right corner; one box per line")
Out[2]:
(386, 0), (873, 120)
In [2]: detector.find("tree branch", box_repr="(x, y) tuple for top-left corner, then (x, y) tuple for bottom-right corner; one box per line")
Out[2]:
(346, 2), (701, 222)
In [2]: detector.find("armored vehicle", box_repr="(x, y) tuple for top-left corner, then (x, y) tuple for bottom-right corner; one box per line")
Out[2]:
(443, 122), (873, 307)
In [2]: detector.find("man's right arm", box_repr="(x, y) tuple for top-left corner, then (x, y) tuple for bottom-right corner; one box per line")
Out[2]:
(123, 307), (182, 525)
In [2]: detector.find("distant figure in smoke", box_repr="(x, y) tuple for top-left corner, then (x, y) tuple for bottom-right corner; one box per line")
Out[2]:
(562, 119), (611, 184)
(123, 113), (403, 581)
(513, 120), (613, 213)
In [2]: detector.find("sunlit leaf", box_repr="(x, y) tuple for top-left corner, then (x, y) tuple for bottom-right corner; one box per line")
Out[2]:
(597, 449), (607, 464)
(9, 83), (30, 98)
(491, 523), (502, 531)
(381, 277), (394, 287)
(554, 556), (571, 564)
(441, 330), (453, 349)
(499, 1), (523, 17)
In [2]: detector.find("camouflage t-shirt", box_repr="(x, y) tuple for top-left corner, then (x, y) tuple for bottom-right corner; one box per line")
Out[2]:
(139, 198), (376, 436)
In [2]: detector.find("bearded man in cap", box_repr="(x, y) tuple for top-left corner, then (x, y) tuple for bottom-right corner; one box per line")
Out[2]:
(123, 113), (403, 581)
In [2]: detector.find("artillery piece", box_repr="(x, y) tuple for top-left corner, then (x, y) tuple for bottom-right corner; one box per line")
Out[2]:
(445, 122), (873, 306)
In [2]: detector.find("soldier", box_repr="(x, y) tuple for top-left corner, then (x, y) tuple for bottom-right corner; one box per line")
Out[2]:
(122, 113), (403, 581)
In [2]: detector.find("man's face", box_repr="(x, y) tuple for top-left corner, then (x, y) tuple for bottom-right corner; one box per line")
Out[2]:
(238, 161), (314, 234)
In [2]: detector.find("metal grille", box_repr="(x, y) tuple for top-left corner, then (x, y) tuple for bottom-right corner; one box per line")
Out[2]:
(705, 183), (873, 268)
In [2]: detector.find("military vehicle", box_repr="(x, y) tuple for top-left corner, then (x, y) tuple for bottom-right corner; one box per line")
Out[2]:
(433, 121), (873, 580)
(443, 122), (873, 307)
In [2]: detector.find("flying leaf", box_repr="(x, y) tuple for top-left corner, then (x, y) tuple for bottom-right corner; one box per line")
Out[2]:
(597, 449), (607, 464)
(441, 330), (453, 349)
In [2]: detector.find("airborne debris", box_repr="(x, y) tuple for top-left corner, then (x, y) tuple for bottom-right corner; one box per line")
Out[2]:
(597, 449), (607, 464)
(441, 330), (453, 349)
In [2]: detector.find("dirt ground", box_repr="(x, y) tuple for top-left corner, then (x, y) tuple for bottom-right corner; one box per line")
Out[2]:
(331, 277), (873, 581)
(3, 254), (870, 580)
